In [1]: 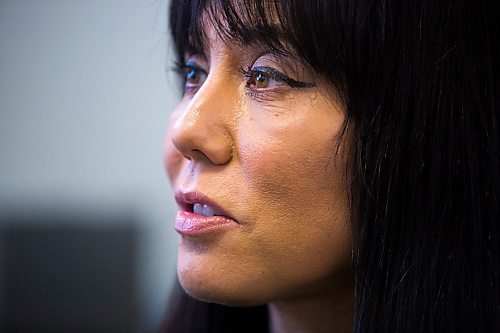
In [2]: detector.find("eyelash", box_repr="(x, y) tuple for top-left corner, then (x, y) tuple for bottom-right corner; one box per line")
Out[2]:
(241, 66), (315, 89)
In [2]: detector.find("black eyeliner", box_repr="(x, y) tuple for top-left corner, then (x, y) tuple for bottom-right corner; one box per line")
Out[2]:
(251, 66), (315, 88)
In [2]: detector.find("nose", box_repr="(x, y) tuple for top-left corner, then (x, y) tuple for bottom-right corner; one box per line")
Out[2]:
(170, 79), (234, 165)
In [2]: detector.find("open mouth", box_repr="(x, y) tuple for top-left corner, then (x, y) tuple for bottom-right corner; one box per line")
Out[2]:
(191, 203), (225, 217)
(174, 192), (240, 235)
(175, 191), (237, 222)
(178, 201), (227, 218)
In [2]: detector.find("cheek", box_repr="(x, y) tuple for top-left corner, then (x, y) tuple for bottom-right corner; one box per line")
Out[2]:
(238, 106), (347, 213)
(238, 93), (347, 195)
(235, 109), (352, 292)
(240, 133), (351, 248)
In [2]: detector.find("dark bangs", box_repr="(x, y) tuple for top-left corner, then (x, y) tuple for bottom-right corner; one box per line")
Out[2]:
(169, 0), (348, 92)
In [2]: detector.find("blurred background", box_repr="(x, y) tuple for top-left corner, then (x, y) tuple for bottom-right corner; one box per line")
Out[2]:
(0, 0), (179, 332)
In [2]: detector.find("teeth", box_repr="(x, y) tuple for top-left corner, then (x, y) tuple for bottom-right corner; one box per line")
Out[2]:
(203, 204), (215, 217)
(193, 203), (204, 215)
(193, 203), (221, 217)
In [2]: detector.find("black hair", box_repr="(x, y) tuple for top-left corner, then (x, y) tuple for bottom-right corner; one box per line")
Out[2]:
(163, 0), (500, 332)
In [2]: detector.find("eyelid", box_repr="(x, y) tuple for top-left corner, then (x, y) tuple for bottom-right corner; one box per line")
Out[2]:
(244, 66), (315, 88)
(255, 66), (315, 88)
(183, 60), (208, 75)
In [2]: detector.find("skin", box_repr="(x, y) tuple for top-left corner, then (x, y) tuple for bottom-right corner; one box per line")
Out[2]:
(164, 22), (354, 333)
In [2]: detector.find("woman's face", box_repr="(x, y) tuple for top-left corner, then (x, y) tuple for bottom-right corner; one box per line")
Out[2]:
(164, 22), (353, 305)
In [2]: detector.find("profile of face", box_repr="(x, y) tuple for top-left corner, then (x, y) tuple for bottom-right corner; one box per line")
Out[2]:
(164, 18), (353, 306)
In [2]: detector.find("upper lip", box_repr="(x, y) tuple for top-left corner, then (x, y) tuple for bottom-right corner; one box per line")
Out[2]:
(174, 190), (237, 222)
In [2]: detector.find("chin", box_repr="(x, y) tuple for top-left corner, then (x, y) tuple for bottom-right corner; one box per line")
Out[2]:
(178, 271), (268, 307)
(176, 251), (271, 307)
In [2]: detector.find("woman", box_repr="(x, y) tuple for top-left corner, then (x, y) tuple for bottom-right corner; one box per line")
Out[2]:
(162, 0), (499, 332)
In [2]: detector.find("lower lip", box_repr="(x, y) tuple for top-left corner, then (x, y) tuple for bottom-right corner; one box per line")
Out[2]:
(174, 210), (238, 236)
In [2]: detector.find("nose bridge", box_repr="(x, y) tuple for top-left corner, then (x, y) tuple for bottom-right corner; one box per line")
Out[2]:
(171, 72), (235, 165)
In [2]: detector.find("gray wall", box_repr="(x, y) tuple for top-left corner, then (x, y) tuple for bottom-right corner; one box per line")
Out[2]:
(0, 0), (179, 331)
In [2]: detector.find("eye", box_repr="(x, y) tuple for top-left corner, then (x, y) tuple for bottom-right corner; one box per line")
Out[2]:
(247, 69), (279, 89)
(182, 61), (208, 93)
(244, 66), (315, 90)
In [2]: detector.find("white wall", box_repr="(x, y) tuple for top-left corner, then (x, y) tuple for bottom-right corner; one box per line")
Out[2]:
(0, 0), (179, 331)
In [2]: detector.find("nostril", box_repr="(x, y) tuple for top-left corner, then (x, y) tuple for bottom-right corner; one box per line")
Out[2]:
(190, 148), (212, 162)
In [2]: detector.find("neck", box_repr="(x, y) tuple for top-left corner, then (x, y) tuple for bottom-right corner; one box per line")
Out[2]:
(268, 272), (354, 333)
